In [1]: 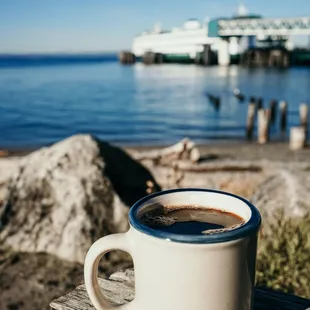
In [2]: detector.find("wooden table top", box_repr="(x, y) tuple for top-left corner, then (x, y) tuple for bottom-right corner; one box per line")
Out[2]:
(50, 269), (310, 310)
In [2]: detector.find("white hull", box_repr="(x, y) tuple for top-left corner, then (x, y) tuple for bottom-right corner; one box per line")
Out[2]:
(132, 20), (218, 59)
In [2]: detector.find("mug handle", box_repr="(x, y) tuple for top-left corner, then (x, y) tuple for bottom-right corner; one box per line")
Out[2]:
(84, 232), (135, 310)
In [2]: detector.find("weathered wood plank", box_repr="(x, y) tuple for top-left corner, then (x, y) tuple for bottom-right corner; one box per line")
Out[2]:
(167, 161), (262, 173)
(50, 269), (310, 310)
(132, 138), (200, 163)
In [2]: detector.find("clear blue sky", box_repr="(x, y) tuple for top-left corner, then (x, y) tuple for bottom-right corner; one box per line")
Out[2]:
(0, 0), (309, 53)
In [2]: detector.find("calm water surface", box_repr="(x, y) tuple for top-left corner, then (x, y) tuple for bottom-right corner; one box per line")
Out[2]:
(0, 60), (310, 148)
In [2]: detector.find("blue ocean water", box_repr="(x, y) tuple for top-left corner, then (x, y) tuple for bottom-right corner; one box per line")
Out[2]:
(0, 55), (309, 148)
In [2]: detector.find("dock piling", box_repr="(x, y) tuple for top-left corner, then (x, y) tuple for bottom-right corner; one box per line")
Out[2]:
(269, 100), (277, 124)
(299, 103), (308, 135)
(258, 109), (270, 144)
(279, 101), (287, 135)
(257, 97), (263, 111)
(290, 127), (306, 150)
(214, 97), (221, 110)
(249, 96), (256, 105)
(246, 101), (256, 140)
(142, 52), (163, 65)
(119, 51), (136, 64)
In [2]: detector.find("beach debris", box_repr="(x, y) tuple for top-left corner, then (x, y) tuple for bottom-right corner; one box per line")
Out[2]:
(166, 163), (185, 188)
(132, 138), (200, 164)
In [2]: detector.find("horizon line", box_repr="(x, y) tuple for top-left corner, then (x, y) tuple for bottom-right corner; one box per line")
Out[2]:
(0, 51), (121, 56)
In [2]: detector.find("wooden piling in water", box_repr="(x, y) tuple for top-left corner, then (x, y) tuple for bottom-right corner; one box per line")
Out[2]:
(279, 101), (287, 135)
(119, 51), (136, 64)
(258, 109), (270, 144)
(156, 53), (164, 64)
(269, 100), (277, 124)
(142, 52), (155, 65)
(205, 93), (220, 110)
(214, 97), (220, 110)
(299, 103), (308, 136)
(249, 96), (256, 105)
(257, 97), (263, 111)
(290, 126), (306, 150)
(142, 52), (163, 65)
(246, 102), (256, 140)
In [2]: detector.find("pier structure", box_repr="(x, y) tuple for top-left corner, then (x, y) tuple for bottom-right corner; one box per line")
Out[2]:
(209, 4), (310, 66)
(122, 3), (310, 66)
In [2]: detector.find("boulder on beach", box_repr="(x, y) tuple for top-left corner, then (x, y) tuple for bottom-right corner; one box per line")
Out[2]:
(0, 135), (160, 263)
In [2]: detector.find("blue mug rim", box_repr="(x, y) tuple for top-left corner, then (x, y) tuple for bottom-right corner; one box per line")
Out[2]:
(128, 188), (261, 244)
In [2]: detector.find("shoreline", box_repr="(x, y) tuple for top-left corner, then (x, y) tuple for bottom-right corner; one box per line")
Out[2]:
(1, 139), (310, 163)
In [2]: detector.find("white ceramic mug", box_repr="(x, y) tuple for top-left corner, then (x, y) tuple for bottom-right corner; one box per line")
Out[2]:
(84, 188), (261, 310)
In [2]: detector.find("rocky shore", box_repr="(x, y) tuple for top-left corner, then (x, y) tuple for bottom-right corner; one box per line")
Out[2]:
(0, 135), (309, 310)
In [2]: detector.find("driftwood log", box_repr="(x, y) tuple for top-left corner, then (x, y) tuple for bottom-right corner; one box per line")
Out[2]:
(131, 138), (263, 173)
(50, 269), (310, 310)
(132, 138), (200, 164)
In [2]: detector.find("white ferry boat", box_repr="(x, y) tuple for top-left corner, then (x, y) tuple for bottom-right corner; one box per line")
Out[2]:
(131, 3), (268, 65)
(132, 19), (216, 63)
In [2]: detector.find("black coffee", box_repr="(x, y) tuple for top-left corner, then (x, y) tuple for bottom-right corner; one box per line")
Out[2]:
(140, 205), (244, 235)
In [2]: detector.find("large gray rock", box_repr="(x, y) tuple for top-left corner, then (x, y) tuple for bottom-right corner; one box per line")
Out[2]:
(0, 135), (160, 263)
